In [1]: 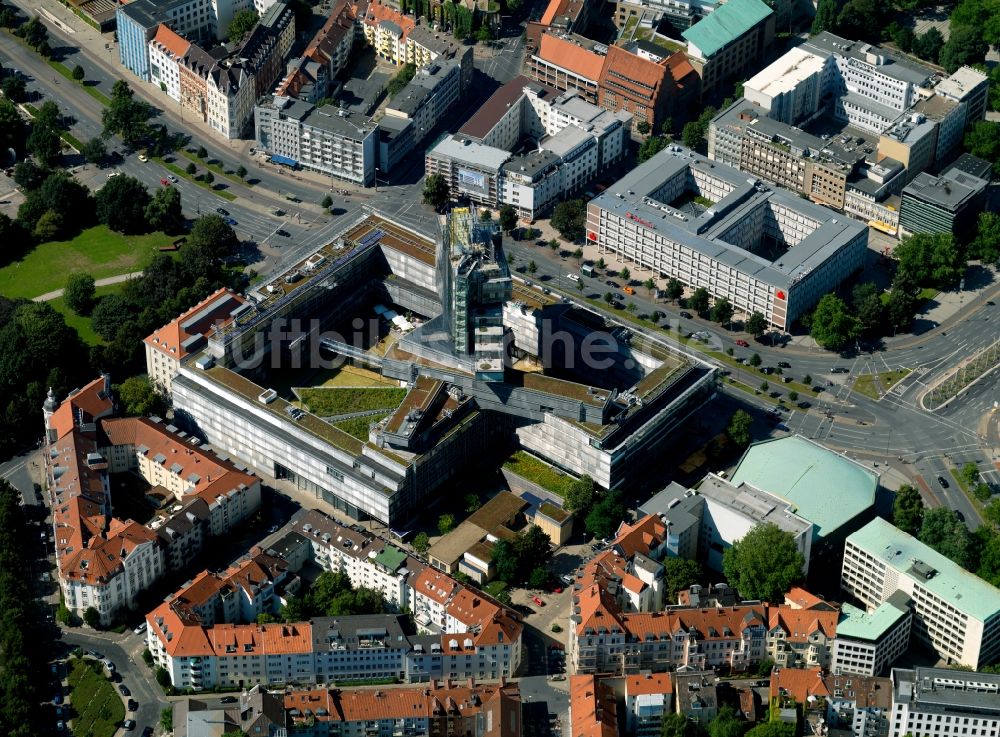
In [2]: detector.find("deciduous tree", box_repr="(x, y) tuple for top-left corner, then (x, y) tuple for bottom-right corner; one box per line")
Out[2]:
(551, 199), (585, 241)
(893, 484), (924, 536)
(145, 185), (184, 234)
(810, 293), (857, 351)
(688, 287), (710, 314)
(228, 8), (258, 41)
(64, 272), (95, 315)
(422, 173), (449, 211)
(722, 523), (805, 603)
(745, 311), (766, 338)
(919, 507), (973, 568)
(96, 174), (151, 234)
(585, 490), (626, 540)
(663, 557), (702, 605)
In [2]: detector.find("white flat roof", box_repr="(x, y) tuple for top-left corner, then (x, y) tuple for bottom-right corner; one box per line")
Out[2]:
(745, 47), (825, 98)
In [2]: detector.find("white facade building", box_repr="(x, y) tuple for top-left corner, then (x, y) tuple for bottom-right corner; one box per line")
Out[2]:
(842, 518), (1000, 669)
(889, 667), (1000, 737)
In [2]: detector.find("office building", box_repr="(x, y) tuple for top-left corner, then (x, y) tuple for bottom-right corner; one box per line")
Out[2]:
(899, 160), (989, 238)
(832, 593), (912, 677)
(613, 0), (718, 34)
(935, 65), (990, 123)
(889, 667), (1000, 737)
(254, 96), (377, 185)
(526, 33), (605, 103)
(282, 680), (522, 737)
(427, 76), (630, 220)
(596, 45), (677, 135)
(382, 59), (463, 157)
(681, 0), (774, 99)
(842, 518), (1000, 669)
(145, 288), (246, 394)
(587, 145), (869, 331)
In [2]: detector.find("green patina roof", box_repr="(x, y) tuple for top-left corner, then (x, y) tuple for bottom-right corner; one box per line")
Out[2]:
(847, 518), (1000, 623)
(373, 544), (408, 572)
(836, 600), (909, 642)
(730, 435), (877, 537)
(682, 0), (773, 58)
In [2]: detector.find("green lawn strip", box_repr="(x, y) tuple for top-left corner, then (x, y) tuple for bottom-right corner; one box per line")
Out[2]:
(67, 658), (125, 737)
(949, 467), (970, 493)
(47, 283), (125, 346)
(61, 130), (83, 152)
(334, 411), (392, 440)
(49, 59), (75, 81)
(852, 369), (910, 401)
(0, 225), (172, 299)
(155, 157), (238, 201)
(82, 84), (112, 106)
(880, 287), (938, 306)
(723, 375), (783, 407)
(179, 149), (250, 187)
(298, 387), (407, 416)
(503, 450), (575, 498)
(483, 580), (508, 599)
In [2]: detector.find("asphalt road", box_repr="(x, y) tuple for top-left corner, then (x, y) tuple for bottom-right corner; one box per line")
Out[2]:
(60, 629), (166, 737)
(507, 236), (1000, 526)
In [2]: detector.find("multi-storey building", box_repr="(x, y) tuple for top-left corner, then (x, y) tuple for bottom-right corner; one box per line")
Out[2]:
(43, 378), (262, 625)
(832, 593), (912, 677)
(283, 680), (522, 737)
(163, 551), (292, 627)
(681, 0), (774, 100)
(842, 518), (1000, 669)
(380, 59), (464, 168)
(771, 668), (893, 737)
(149, 24), (191, 102)
(254, 97), (378, 185)
(898, 160), (989, 239)
(427, 75), (629, 220)
(145, 288), (246, 394)
(597, 45), (676, 135)
(587, 145), (869, 331)
(624, 673), (673, 737)
(526, 33), (605, 104)
(889, 667), (1000, 737)
(570, 675), (620, 737)
(276, 0), (362, 103)
(173, 686), (286, 737)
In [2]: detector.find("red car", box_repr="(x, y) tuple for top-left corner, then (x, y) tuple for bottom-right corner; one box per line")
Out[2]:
(532, 596), (545, 607)
(160, 178), (171, 186)
(552, 586), (563, 594)
(735, 339), (749, 347)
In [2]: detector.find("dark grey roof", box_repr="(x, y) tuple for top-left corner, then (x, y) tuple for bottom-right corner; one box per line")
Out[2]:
(501, 149), (561, 179)
(947, 153), (993, 181)
(903, 168), (987, 210)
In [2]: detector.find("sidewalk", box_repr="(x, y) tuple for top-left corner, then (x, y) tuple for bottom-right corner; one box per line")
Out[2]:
(33, 271), (143, 302)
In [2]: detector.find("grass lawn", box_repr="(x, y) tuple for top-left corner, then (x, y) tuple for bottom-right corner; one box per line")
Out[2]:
(880, 287), (938, 306)
(0, 226), (175, 300)
(179, 149), (250, 187)
(503, 450), (576, 498)
(155, 157), (238, 202)
(67, 657), (125, 737)
(298, 387), (407, 416)
(47, 283), (125, 346)
(852, 369), (910, 400)
(334, 411), (392, 440)
(484, 580), (508, 599)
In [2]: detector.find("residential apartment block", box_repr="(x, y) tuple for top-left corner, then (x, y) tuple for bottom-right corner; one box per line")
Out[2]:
(361, 2), (473, 84)
(43, 377), (262, 625)
(275, 0), (363, 103)
(624, 673), (673, 737)
(771, 668), (893, 737)
(173, 685), (286, 737)
(282, 680), (522, 737)
(145, 288), (246, 395)
(147, 512), (524, 690)
(681, 0), (774, 100)
(586, 145), (869, 331)
(842, 518), (1000, 669)
(570, 675), (619, 737)
(254, 97), (378, 185)
(889, 667), (1000, 737)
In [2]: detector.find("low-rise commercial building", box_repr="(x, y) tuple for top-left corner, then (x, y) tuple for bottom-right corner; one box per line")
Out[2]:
(587, 145), (869, 331)
(842, 518), (1000, 669)
(681, 0), (774, 100)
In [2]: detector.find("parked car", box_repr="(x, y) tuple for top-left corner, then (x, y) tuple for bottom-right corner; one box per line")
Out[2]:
(532, 596), (545, 607)
(551, 674), (566, 681)
(216, 207), (230, 216)
(830, 367), (849, 374)
(123, 719), (136, 731)
(137, 155), (148, 163)
(220, 696), (239, 703)
(118, 684), (131, 697)
(159, 178), (170, 186)
(735, 339), (749, 347)
(133, 622), (146, 635)
(225, 217), (238, 226)
(623, 285), (635, 295)
(168, 175), (178, 182)
(276, 229), (290, 237)
(560, 575), (574, 585)
(107, 171), (121, 179)
(127, 699), (138, 712)
(777, 361), (791, 368)
(680, 311), (692, 319)
(605, 280), (619, 288)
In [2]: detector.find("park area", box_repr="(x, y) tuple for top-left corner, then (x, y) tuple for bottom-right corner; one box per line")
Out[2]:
(66, 657), (126, 737)
(0, 225), (174, 300)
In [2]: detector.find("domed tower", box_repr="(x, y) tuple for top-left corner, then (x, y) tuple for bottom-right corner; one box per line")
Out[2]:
(42, 387), (60, 444)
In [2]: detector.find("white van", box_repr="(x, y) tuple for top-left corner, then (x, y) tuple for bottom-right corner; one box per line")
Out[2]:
(566, 274), (581, 283)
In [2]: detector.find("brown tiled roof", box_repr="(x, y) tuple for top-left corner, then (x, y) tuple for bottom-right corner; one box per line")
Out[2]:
(570, 675), (619, 737)
(769, 667), (830, 703)
(458, 75), (559, 141)
(48, 376), (114, 440)
(625, 672), (673, 696)
(536, 34), (606, 81)
(599, 45), (670, 98)
(152, 23), (190, 58)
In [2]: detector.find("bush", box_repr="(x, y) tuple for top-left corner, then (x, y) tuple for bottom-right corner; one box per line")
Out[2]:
(551, 623), (563, 633)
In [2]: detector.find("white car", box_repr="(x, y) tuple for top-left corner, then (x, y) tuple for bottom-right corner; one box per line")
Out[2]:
(107, 171), (121, 179)
(133, 622), (147, 635)
(566, 274), (580, 283)
(137, 154), (148, 162)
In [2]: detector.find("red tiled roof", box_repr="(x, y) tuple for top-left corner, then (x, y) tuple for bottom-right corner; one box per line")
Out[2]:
(363, 0), (415, 36)
(769, 607), (838, 643)
(769, 667), (830, 703)
(143, 288), (244, 360)
(665, 51), (696, 84)
(598, 45), (671, 100)
(152, 23), (190, 58)
(625, 672), (673, 696)
(571, 675), (619, 737)
(48, 376), (114, 440)
(540, 0), (567, 26)
(536, 34), (605, 82)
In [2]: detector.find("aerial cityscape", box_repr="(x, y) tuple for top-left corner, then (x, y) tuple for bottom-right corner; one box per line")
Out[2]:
(0, 0), (999, 735)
